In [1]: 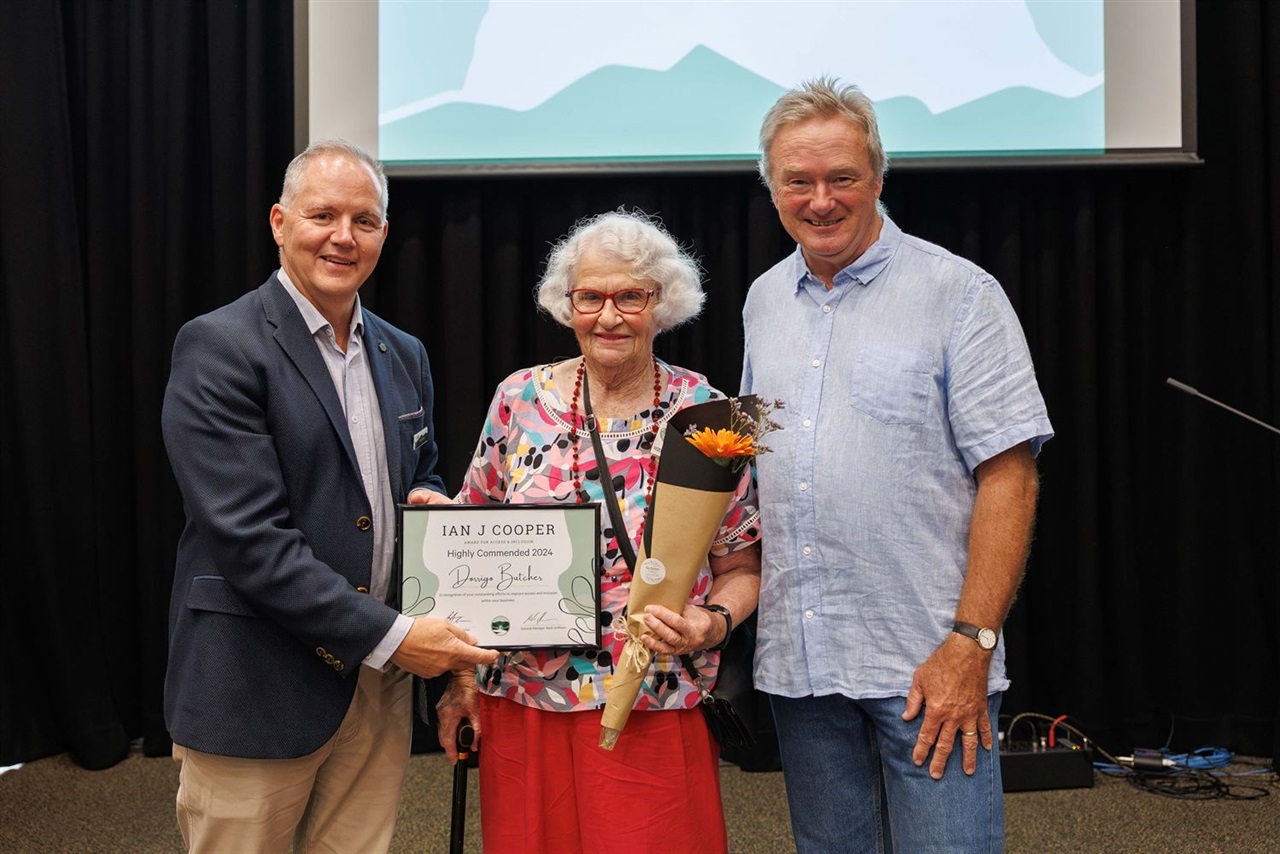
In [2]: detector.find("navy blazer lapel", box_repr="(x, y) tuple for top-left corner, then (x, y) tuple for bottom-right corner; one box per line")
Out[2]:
(258, 276), (360, 473)
(363, 314), (404, 502)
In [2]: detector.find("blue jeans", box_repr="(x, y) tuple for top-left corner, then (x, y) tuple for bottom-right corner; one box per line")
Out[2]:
(769, 692), (1004, 854)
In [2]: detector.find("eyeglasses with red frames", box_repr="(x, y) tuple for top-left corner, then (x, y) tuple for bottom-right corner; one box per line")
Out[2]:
(565, 288), (656, 314)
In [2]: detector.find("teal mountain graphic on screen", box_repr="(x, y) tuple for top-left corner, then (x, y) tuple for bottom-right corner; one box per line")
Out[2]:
(381, 46), (786, 164)
(377, 0), (1104, 166)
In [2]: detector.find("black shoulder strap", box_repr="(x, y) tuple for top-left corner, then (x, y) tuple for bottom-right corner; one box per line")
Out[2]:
(581, 368), (638, 571)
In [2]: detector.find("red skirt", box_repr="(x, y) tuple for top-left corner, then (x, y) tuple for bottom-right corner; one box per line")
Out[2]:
(477, 692), (728, 854)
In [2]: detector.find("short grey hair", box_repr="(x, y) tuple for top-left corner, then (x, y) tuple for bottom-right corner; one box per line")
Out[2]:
(279, 138), (389, 220)
(758, 76), (889, 192)
(536, 210), (705, 331)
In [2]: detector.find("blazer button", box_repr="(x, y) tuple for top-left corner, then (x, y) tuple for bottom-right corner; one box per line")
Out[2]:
(357, 586), (369, 594)
(356, 516), (372, 531)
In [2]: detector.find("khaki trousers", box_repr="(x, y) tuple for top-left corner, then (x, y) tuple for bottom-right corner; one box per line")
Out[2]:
(173, 666), (412, 853)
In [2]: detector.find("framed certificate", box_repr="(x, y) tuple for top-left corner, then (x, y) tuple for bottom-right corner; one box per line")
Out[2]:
(397, 504), (602, 649)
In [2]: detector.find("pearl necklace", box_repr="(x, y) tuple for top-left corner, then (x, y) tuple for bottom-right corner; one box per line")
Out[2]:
(568, 357), (663, 549)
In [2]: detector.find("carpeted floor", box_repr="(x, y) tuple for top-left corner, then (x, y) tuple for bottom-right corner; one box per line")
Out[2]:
(1, 746), (1278, 852)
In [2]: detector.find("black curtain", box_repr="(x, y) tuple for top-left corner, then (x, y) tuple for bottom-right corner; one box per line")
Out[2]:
(0, 0), (293, 768)
(2, 0), (1277, 770)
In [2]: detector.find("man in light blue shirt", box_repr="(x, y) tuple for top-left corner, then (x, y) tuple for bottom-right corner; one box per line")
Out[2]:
(742, 78), (1053, 853)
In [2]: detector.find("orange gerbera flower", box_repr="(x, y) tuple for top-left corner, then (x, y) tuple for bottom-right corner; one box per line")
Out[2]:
(685, 427), (755, 460)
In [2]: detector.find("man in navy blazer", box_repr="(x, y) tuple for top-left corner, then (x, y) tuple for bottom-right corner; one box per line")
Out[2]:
(161, 139), (497, 853)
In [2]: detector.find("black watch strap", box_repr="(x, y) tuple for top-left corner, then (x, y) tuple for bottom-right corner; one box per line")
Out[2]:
(703, 604), (733, 651)
(952, 620), (998, 650)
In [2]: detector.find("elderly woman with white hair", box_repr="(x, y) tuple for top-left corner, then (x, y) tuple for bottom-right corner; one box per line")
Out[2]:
(437, 209), (761, 853)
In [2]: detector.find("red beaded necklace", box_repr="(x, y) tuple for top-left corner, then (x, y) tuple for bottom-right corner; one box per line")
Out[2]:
(567, 356), (664, 545)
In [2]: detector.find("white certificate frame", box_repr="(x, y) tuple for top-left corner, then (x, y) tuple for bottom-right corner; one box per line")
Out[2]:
(397, 504), (601, 650)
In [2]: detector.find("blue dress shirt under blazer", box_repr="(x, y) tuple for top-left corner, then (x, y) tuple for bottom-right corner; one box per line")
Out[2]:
(161, 273), (445, 759)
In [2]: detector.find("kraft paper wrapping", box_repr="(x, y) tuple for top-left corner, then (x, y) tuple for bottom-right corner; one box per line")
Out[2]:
(598, 397), (756, 750)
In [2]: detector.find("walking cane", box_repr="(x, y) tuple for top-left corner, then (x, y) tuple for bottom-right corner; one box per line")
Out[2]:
(449, 719), (476, 854)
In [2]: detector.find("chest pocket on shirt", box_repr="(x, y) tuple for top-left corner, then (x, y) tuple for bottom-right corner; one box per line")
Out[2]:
(848, 343), (934, 425)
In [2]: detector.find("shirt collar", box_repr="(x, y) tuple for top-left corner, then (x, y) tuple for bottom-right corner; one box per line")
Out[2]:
(276, 267), (364, 340)
(788, 214), (904, 293)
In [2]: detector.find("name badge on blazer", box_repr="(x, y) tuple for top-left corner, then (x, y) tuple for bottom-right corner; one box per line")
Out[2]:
(413, 426), (430, 450)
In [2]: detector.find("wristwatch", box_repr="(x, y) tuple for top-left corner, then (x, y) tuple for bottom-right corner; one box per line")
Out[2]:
(952, 620), (998, 651)
(703, 604), (734, 651)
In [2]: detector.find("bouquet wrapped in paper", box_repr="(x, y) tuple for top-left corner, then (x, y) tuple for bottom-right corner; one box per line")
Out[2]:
(599, 395), (776, 750)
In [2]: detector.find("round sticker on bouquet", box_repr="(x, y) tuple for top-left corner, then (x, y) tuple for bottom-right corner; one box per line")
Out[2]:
(639, 558), (666, 585)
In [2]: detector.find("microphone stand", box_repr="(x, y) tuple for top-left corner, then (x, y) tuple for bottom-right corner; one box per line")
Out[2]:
(1166, 378), (1280, 436)
(1166, 378), (1280, 768)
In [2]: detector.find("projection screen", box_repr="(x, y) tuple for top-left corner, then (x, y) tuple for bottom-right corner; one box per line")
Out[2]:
(295, 0), (1197, 175)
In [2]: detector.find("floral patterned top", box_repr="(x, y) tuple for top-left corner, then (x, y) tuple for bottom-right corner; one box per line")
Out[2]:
(457, 359), (761, 713)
